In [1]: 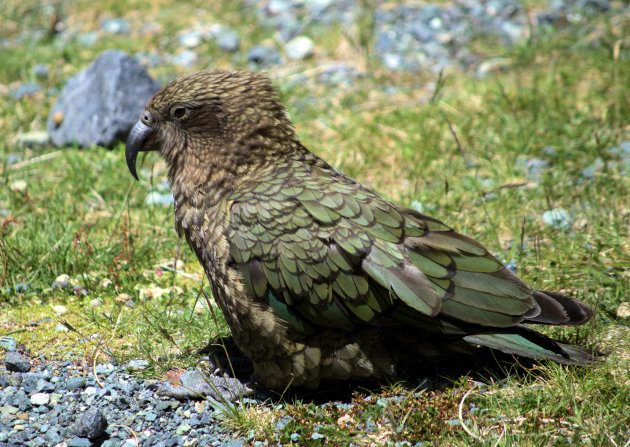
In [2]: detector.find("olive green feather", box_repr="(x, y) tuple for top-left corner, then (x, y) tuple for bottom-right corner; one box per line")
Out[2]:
(127, 69), (596, 390)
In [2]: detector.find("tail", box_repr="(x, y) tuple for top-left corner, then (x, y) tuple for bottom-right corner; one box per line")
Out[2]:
(463, 289), (596, 366)
(524, 290), (593, 326)
(463, 325), (596, 366)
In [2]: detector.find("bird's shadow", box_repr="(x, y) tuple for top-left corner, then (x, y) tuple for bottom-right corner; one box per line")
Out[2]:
(196, 337), (561, 405)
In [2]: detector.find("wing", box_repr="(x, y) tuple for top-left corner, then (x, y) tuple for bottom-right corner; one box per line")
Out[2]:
(226, 165), (539, 335)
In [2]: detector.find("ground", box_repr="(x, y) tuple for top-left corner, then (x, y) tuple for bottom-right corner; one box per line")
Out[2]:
(1, 0), (629, 445)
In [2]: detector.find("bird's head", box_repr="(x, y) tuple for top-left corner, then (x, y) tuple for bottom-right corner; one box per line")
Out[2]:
(125, 70), (298, 183)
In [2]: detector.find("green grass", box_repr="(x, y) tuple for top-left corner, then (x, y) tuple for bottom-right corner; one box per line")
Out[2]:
(1, 1), (629, 445)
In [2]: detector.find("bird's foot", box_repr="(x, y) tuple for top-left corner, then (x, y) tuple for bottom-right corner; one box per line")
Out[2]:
(157, 369), (254, 402)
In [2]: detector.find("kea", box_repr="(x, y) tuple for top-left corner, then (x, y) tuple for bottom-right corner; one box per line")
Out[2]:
(125, 70), (595, 390)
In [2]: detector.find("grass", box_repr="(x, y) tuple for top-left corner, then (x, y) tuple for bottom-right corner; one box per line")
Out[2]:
(1, 0), (629, 445)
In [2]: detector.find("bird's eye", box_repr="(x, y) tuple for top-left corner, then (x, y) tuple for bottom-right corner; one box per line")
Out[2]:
(171, 106), (189, 120)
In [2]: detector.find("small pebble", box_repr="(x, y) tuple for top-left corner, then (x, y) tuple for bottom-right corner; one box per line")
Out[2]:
(541, 208), (572, 230)
(52, 274), (70, 290)
(285, 36), (315, 60)
(16, 130), (50, 148)
(505, 261), (517, 272)
(33, 63), (49, 79)
(10, 180), (28, 193)
(581, 157), (604, 180)
(217, 31), (240, 52)
(10, 82), (42, 100)
(30, 393), (51, 406)
(53, 305), (68, 315)
(67, 437), (93, 447)
(116, 293), (131, 305)
(178, 31), (204, 48)
(247, 46), (281, 66)
(101, 18), (130, 34)
(126, 360), (150, 370)
(6, 153), (22, 166)
(36, 379), (55, 392)
(74, 285), (88, 297)
(66, 377), (85, 391)
(172, 50), (198, 68)
(77, 32), (99, 46)
(617, 302), (630, 319)
(55, 323), (69, 333)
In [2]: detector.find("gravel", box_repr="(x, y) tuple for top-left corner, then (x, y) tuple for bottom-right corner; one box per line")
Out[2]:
(245, 0), (622, 73)
(216, 31), (240, 53)
(0, 355), (248, 446)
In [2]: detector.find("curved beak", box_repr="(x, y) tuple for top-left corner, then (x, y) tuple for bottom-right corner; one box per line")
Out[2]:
(125, 120), (152, 180)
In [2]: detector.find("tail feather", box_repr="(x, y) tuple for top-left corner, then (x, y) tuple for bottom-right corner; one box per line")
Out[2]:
(524, 290), (593, 326)
(463, 325), (595, 366)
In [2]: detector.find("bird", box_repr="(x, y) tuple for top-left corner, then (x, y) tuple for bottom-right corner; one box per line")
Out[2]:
(125, 69), (595, 390)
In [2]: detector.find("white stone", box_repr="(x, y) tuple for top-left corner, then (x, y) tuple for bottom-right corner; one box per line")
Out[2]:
(10, 180), (27, 193)
(52, 305), (68, 315)
(617, 302), (630, 319)
(30, 393), (50, 405)
(285, 36), (315, 60)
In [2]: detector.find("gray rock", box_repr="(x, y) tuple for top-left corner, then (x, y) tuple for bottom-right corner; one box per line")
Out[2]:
(4, 375), (22, 387)
(247, 46), (281, 66)
(33, 63), (50, 79)
(36, 379), (55, 392)
(578, 0), (610, 12)
(67, 437), (93, 447)
(156, 400), (176, 411)
(5, 351), (31, 372)
(74, 407), (108, 439)
(10, 82), (41, 100)
(47, 50), (160, 148)
(0, 336), (16, 351)
(217, 31), (240, 52)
